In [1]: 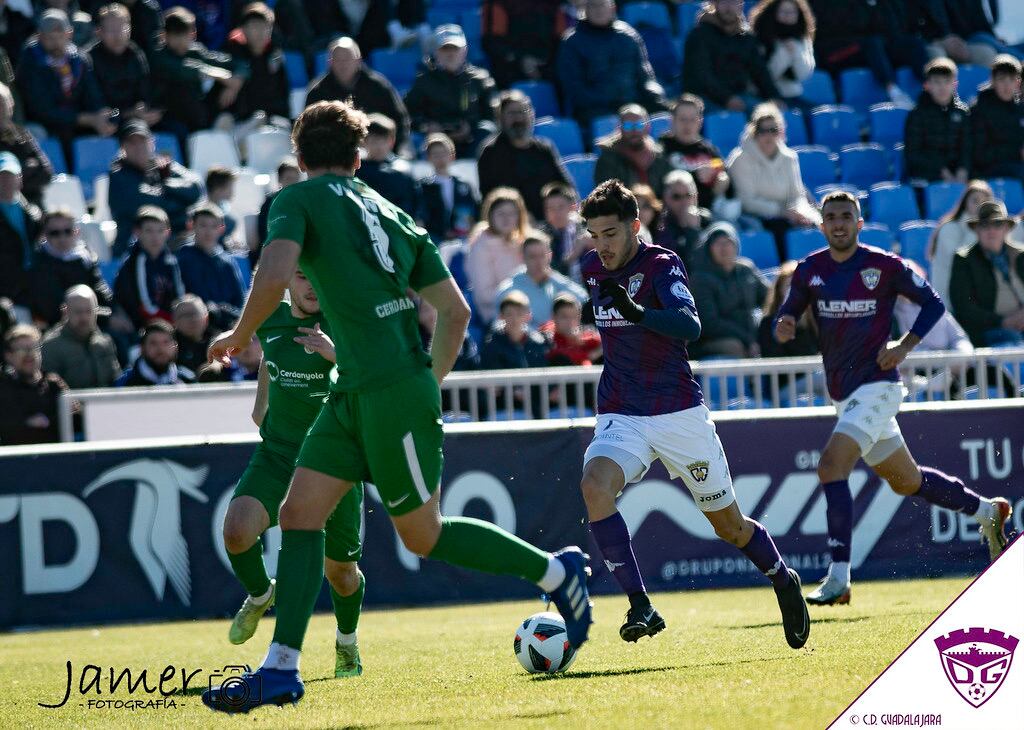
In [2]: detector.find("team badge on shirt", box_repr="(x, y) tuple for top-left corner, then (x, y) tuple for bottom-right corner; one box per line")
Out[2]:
(687, 460), (710, 482)
(628, 274), (644, 297)
(860, 268), (881, 290)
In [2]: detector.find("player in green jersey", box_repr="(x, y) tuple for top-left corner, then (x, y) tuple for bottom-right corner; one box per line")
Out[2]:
(203, 101), (592, 713)
(222, 270), (366, 678)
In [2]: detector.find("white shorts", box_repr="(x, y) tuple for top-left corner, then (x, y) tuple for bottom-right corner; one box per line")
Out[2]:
(584, 404), (736, 513)
(833, 381), (907, 466)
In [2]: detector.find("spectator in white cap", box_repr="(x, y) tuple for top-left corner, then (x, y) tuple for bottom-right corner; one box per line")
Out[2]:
(404, 24), (497, 157)
(0, 151), (41, 311)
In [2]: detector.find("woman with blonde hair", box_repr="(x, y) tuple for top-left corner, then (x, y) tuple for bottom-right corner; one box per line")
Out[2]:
(927, 179), (993, 308)
(465, 186), (531, 322)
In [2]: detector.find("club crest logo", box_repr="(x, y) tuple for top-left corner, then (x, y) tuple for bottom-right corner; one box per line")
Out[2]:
(860, 268), (881, 290)
(934, 628), (1019, 708)
(687, 461), (710, 483)
(628, 274), (644, 297)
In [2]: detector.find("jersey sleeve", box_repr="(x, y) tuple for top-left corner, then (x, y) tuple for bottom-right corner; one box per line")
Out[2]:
(777, 260), (812, 321)
(891, 257), (945, 338)
(408, 229), (452, 291)
(650, 253), (697, 315)
(264, 187), (307, 248)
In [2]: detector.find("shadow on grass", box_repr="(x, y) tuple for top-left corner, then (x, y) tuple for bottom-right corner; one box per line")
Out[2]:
(532, 665), (676, 681)
(330, 710), (569, 728)
(732, 608), (935, 631)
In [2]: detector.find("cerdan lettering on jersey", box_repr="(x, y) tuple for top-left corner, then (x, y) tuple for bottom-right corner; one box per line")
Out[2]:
(816, 299), (878, 318)
(376, 296), (415, 319)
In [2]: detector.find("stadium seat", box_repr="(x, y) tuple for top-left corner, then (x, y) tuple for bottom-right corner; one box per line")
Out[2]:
(703, 111), (745, 156)
(987, 178), (1024, 215)
(562, 154), (597, 198)
(739, 230), (780, 270)
(648, 112), (671, 139)
(92, 174), (110, 222)
(42, 175), (87, 220)
(895, 67), (922, 100)
(839, 68), (888, 108)
(314, 51), (327, 77)
(591, 114), (618, 142)
(840, 143), (889, 188)
(369, 48), (422, 90)
(231, 169), (270, 217)
(868, 103), (909, 146)
(813, 183), (865, 207)
(809, 105), (860, 150)
(793, 145), (837, 190)
(426, 7), (459, 27)
(72, 136), (119, 200)
(245, 129), (292, 174)
(957, 64), (988, 103)
(786, 228), (828, 259)
(783, 109), (808, 146)
(284, 50), (308, 88)
(449, 159), (480, 195)
(99, 259), (120, 286)
(233, 254), (252, 291)
(622, 1), (671, 30)
(38, 137), (67, 175)
(188, 130), (240, 179)
(890, 143), (905, 181)
(677, 2), (702, 36)
(289, 88), (306, 119)
(79, 219), (112, 262)
(802, 70), (837, 107)
(637, 25), (681, 92)
(511, 81), (559, 118)
(153, 132), (183, 164)
(898, 221), (936, 268)
(924, 181), (966, 221)
(868, 183), (919, 231)
(859, 223), (894, 250)
(534, 117), (584, 156)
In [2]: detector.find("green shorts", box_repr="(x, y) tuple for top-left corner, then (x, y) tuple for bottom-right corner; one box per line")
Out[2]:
(233, 441), (364, 562)
(296, 367), (443, 517)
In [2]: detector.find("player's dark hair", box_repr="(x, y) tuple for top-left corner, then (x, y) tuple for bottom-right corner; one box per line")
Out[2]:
(581, 179), (639, 223)
(292, 100), (367, 171)
(924, 57), (957, 80)
(672, 93), (704, 116)
(820, 190), (861, 217)
(991, 54), (1022, 79)
(140, 318), (175, 343)
(163, 6), (196, 35)
(134, 205), (169, 227)
(551, 293), (580, 316)
(541, 181), (576, 203)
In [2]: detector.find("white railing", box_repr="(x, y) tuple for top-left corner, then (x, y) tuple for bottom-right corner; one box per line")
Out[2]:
(58, 348), (1024, 441)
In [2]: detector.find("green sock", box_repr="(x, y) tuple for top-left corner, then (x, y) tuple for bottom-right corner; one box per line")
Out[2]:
(428, 517), (549, 583)
(271, 529), (325, 651)
(227, 538), (271, 597)
(330, 571), (365, 635)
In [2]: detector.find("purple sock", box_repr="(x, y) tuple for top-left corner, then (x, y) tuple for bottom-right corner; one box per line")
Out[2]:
(590, 512), (646, 596)
(739, 520), (791, 590)
(915, 467), (981, 514)
(823, 480), (853, 563)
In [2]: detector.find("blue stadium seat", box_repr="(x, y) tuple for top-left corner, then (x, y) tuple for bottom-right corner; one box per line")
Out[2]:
(868, 103), (909, 146)
(590, 114), (618, 142)
(859, 223), (894, 249)
(802, 70), (837, 107)
(638, 26), (681, 92)
(426, 7), (460, 27)
(793, 145), (837, 190)
(899, 221), (937, 268)
(649, 112), (671, 139)
(810, 105), (860, 149)
(284, 50), (308, 88)
(868, 183), (919, 231)
(512, 81), (559, 118)
(622, 2), (672, 30)
(72, 136), (119, 200)
(153, 133), (183, 164)
(957, 64), (989, 102)
(461, 8), (482, 40)
(314, 50), (327, 77)
(840, 143), (889, 188)
(38, 137), (67, 175)
(534, 117), (584, 156)
(739, 231), (780, 270)
(786, 228), (828, 259)
(925, 182), (966, 220)
(895, 67), (922, 100)
(813, 183), (865, 207)
(100, 259), (120, 286)
(784, 109), (808, 146)
(703, 111), (745, 156)
(987, 178), (1024, 215)
(233, 255), (252, 291)
(677, 2), (702, 36)
(890, 143), (905, 181)
(369, 48), (422, 89)
(562, 154), (597, 198)
(839, 68), (888, 108)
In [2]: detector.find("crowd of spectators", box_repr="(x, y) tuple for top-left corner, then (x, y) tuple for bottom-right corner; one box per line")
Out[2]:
(1, 0), (1023, 445)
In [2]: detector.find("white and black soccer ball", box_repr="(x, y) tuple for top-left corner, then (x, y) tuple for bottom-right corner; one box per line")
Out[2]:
(513, 611), (579, 674)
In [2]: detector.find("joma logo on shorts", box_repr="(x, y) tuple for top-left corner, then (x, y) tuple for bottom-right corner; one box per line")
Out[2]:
(817, 300), (877, 314)
(699, 490), (726, 502)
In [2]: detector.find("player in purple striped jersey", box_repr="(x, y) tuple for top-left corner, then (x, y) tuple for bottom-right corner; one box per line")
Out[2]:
(578, 180), (810, 649)
(776, 191), (1012, 606)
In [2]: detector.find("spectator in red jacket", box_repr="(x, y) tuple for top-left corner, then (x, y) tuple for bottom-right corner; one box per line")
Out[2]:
(541, 293), (602, 366)
(0, 324), (70, 445)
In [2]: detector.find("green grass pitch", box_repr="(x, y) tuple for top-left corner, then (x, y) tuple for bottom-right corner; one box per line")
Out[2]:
(0, 576), (969, 729)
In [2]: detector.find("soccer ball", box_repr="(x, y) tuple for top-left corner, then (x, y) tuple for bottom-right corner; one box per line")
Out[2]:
(513, 612), (579, 674)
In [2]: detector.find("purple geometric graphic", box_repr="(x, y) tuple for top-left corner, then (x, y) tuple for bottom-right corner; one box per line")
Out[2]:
(934, 628), (1019, 708)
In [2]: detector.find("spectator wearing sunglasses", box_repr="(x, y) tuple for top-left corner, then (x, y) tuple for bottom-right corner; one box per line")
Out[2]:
(653, 170), (711, 270)
(593, 104), (673, 198)
(726, 102), (819, 261)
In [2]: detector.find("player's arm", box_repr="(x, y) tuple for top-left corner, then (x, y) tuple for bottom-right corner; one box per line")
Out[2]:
(418, 277), (471, 384)
(774, 263), (811, 343)
(878, 261), (946, 369)
(598, 262), (701, 341)
(208, 239), (300, 365)
(252, 359), (269, 427)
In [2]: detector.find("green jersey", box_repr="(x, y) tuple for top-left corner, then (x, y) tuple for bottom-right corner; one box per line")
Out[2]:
(257, 301), (332, 452)
(265, 174), (450, 393)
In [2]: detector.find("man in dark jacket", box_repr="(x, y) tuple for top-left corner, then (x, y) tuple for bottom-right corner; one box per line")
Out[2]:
(256, 156), (300, 252)
(404, 25), (496, 158)
(40, 284), (121, 389)
(176, 203), (244, 328)
(477, 90), (572, 220)
(689, 221), (769, 359)
(0, 1), (34, 64)
(416, 133), (478, 242)
(108, 119), (203, 255)
(904, 58), (971, 183)
(970, 55), (1024, 179)
(305, 36), (410, 151)
(119, 0), (163, 55)
(556, 0), (666, 127)
(0, 152), (41, 307)
(224, 2), (290, 123)
(0, 81), (52, 205)
(481, 290), (550, 368)
(682, 0), (782, 113)
(29, 208), (114, 328)
(0, 324), (69, 444)
(84, 4), (161, 127)
(950, 200), (1024, 347)
(653, 170), (712, 271)
(113, 206), (186, 329)
(171, 293), (217, 374)
(482, 0), (569, 88)
(946, 0), (1024, 66)
(593, 104), (673, 198)
(15, 10), (115, 146)
(357, 114), (419, 216)
(115, 318), (196, 386)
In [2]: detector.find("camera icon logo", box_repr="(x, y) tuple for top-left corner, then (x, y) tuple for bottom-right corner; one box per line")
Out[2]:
(208, 665), (261, 710)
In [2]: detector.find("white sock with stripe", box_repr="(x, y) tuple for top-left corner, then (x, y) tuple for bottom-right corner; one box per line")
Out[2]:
(537, 556), (567, 593)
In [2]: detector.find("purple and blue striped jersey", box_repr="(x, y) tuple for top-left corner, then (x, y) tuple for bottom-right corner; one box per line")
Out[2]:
(582, 241), (704, 416)
(778, 244), (945, 401)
